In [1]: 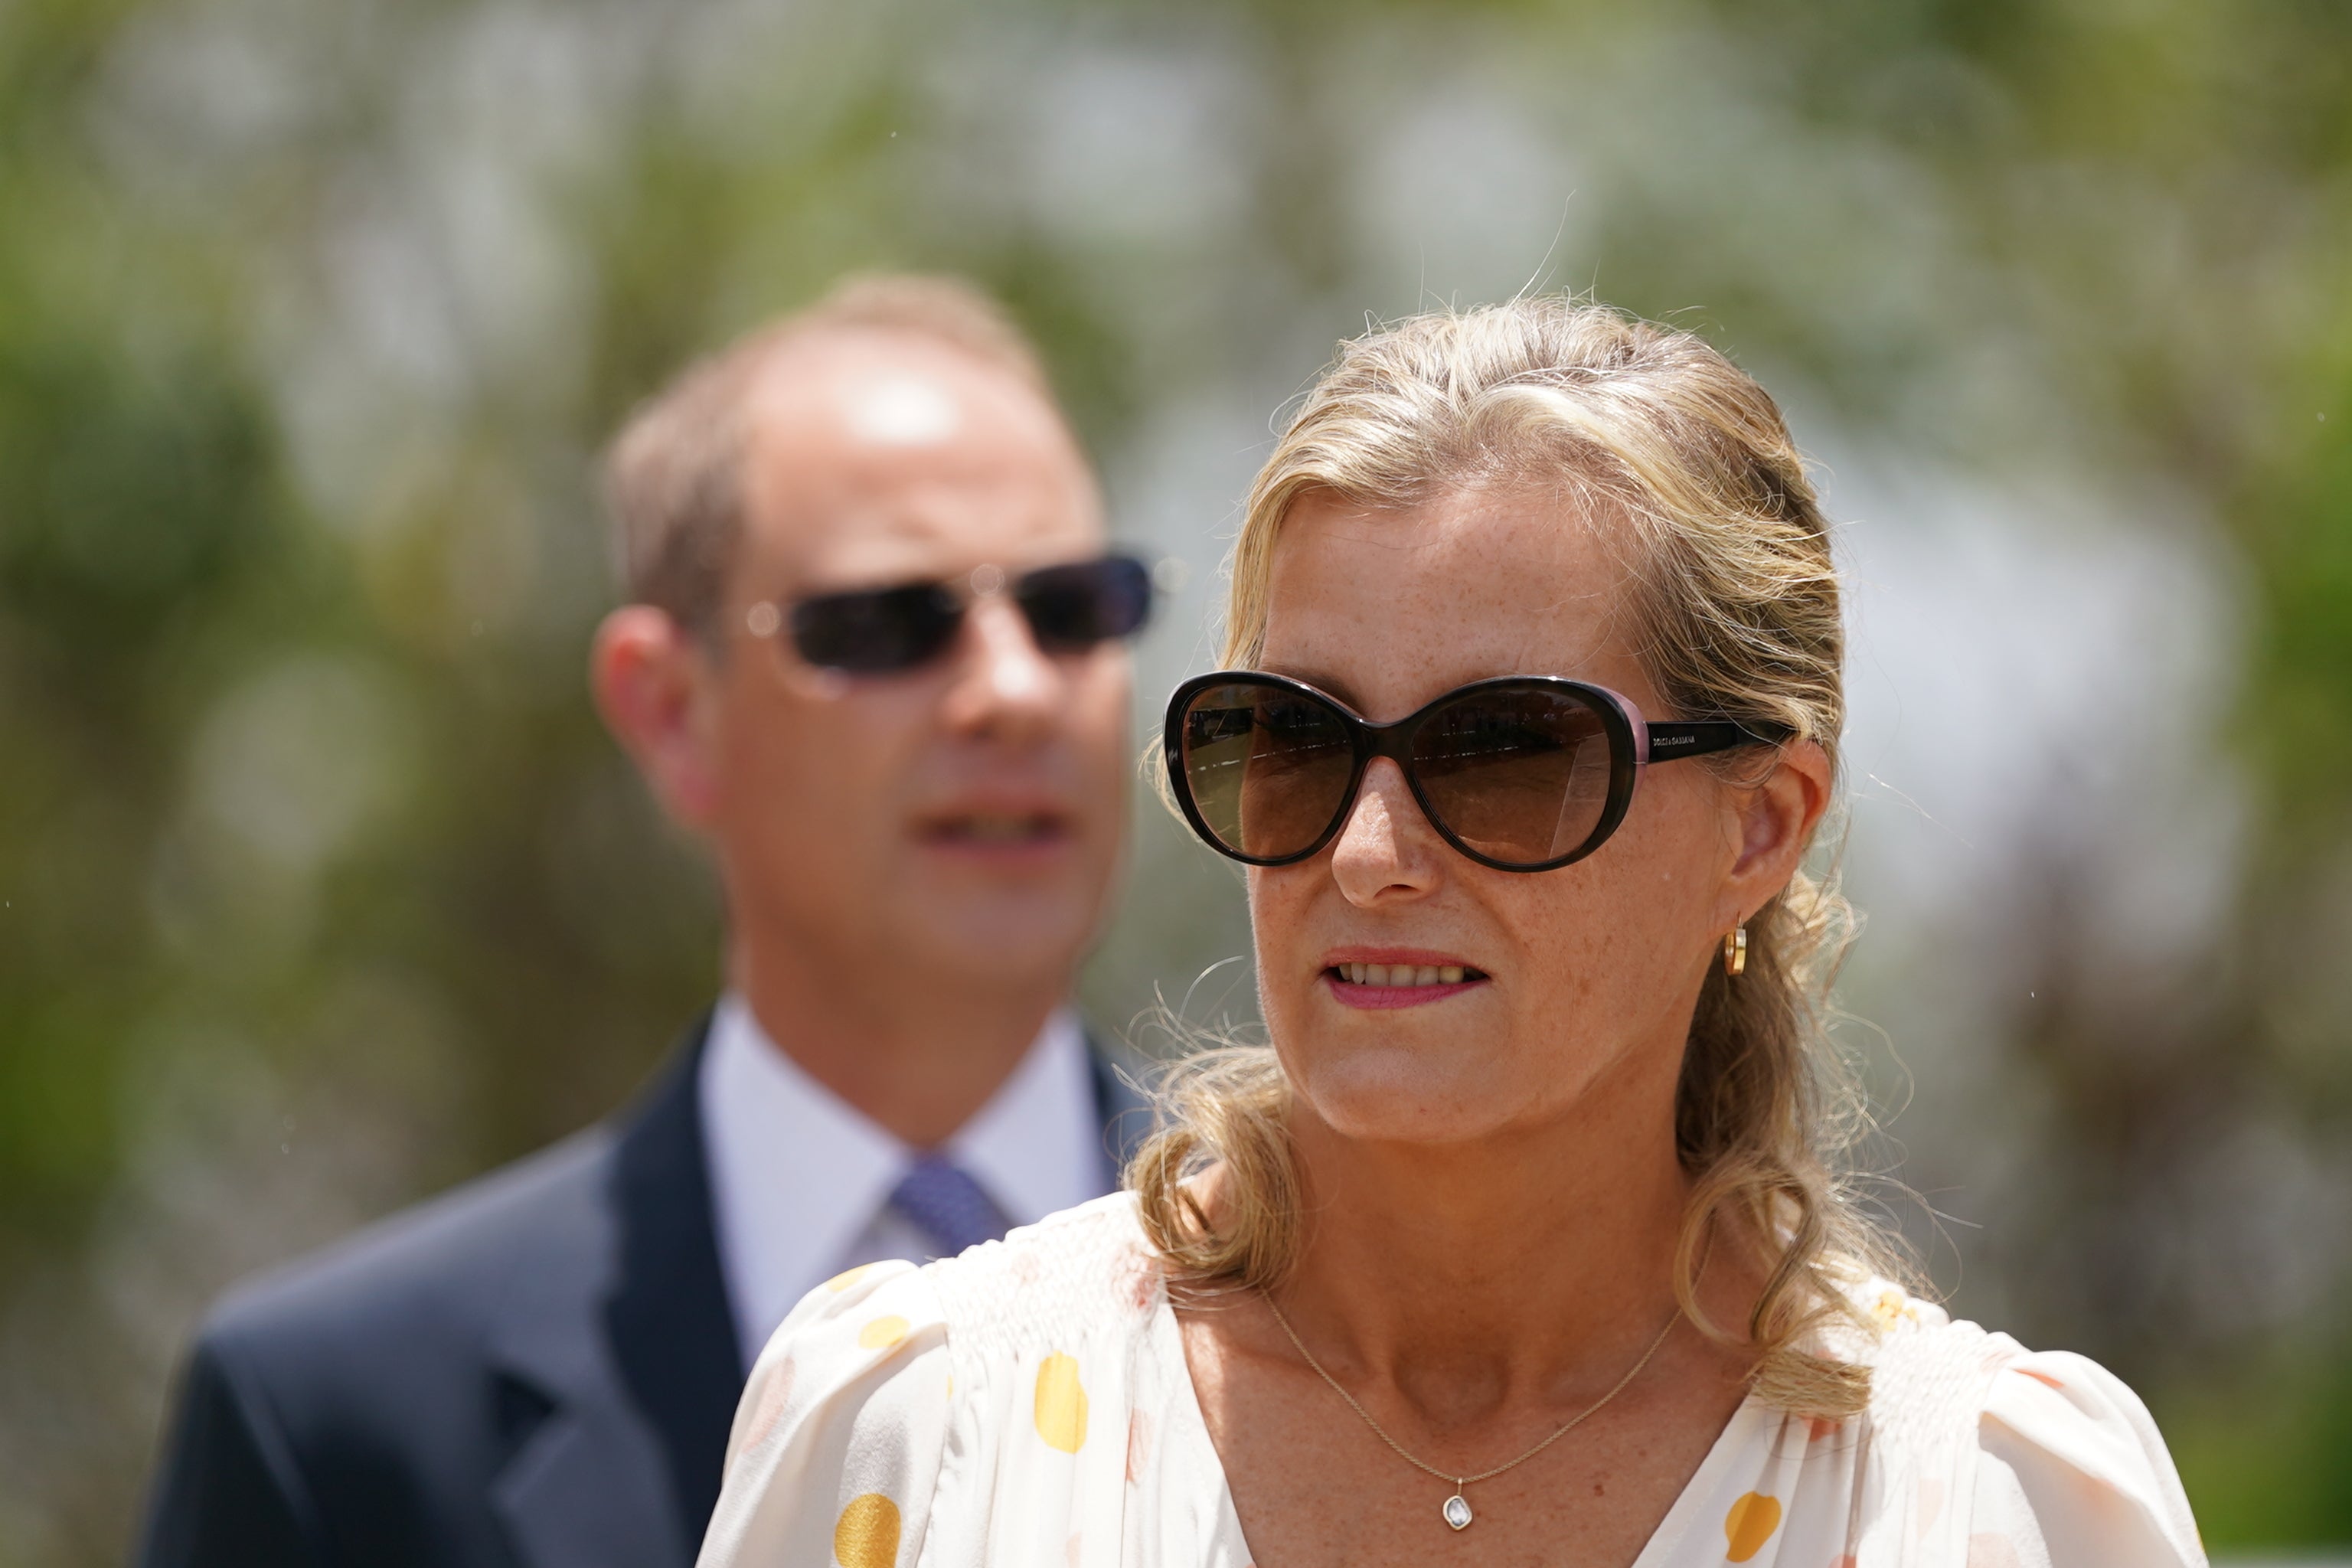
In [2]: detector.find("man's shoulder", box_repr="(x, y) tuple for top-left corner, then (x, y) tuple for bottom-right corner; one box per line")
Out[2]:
(198, 1123), (619, 1381)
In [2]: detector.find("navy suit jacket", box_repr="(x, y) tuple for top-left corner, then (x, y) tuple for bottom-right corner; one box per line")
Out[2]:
(137, 1014), (1152, 1568)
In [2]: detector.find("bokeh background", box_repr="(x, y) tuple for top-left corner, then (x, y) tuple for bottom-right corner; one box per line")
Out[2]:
(4, 0), (2350, 1560)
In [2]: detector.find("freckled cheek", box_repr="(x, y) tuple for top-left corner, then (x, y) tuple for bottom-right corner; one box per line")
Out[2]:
(1246, 869), (1351, 1035)
(1502, 870), (1677, 1015)
(1244, 869), (1313, 977)
(1502, 890), (1609, 1004)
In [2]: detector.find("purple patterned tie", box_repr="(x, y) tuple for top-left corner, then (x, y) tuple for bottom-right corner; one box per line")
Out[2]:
(887, 1155), (1012, 1259)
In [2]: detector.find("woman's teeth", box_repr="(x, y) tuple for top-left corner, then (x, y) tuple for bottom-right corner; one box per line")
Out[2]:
(1338, 963), (1468, 987)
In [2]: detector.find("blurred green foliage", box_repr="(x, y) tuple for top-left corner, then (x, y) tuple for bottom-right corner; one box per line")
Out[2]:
(1, 0), (2348, 1560)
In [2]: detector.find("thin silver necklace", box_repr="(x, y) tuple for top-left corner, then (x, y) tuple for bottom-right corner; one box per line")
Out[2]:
(1260, 1292), (1680, 1532)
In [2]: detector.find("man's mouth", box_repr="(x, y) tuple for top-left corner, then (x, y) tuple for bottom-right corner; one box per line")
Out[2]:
(920, 812), (1070, 846)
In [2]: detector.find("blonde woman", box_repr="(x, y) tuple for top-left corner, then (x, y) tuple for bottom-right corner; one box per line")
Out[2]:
(694, 302), (2205, 1568)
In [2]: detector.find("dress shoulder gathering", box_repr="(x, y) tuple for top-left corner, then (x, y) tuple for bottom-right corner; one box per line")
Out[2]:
(694, 1194), (2205, 1568)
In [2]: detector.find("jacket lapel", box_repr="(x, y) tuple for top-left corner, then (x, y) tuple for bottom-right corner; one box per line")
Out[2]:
(1086, 1033), (1156, 1185)
(488, 1011), (1142, 1568)
(599, 1023), (746, 1547)
(488, 1018), (744, 1568)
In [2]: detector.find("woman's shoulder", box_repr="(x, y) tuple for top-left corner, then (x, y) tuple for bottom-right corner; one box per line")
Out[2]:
(700, 1195), (1165, 1567)
(702, 1256), (954, 1567)
(733, 1189), (1161, 1419)
(924, 1189), (1166, 1349)
(1838, 1282), (2207, 1566)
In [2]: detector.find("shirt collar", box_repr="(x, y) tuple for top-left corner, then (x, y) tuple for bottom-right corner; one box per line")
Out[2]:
(943, 1008), (1105, 1230)
(697, 994), (1107, 1356)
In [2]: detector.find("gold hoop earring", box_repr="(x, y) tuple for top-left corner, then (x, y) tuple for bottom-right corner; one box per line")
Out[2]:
(1720, 926), (1747, 978)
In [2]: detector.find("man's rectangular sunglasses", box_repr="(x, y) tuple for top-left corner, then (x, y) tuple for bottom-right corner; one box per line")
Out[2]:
(1165, 671), (1788, 873)
(758, 554), (1155, 675)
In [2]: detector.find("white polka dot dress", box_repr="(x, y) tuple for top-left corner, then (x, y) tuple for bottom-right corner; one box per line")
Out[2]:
(695, 1195), (2205, 1568)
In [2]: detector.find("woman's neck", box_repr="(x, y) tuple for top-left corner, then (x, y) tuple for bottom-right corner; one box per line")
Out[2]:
(1263, 1067), (1724, 1429)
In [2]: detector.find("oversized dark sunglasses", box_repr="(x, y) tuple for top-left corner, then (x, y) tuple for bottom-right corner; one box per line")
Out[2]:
(1165, 671), (1785, 872)
(753, 554), (1155, 674)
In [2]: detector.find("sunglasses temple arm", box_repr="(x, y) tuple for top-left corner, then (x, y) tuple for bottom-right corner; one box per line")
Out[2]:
(1643, 720), (1762, 761)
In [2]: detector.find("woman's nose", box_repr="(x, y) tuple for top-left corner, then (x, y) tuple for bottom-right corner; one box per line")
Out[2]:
(1328, 757), (1442, 904)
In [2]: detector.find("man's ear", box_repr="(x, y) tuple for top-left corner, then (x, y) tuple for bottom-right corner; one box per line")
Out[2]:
(591, 606), (723, 829)
(1717, 739), (1832, 931)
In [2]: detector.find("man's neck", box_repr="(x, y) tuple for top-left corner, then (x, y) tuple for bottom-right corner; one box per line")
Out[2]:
(727, 933), (1067, 1148)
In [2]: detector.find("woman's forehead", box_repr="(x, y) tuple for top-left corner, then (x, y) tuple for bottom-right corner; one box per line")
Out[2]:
(1259, 486), (1650, 705)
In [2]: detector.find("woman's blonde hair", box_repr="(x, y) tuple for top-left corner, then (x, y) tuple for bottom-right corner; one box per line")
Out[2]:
(1130, 298), (1890, 1417)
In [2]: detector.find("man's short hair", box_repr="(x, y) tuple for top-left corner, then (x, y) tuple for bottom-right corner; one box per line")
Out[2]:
(603, 273), (1057, 635)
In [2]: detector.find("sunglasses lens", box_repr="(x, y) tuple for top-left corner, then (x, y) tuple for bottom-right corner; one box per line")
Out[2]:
(1410, 688), (1617, 867)
(1178, 682), (1357, 861)
(789, 583), (961, 673)
(1016, 556), (1155, 652)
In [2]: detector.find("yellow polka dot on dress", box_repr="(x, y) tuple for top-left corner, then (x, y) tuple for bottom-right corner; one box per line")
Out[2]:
(1869, 1286), (1919, 1328)
(834, 1492), (900, 1568)
(825, 1263), (879, 1293)
(858, 1315), (910, 1350)
(1034, 1352), (1089, 1453)
(1723, 1491), (1782, 1562)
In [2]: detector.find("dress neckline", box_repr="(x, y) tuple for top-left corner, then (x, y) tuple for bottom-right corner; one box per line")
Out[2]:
(1145, 1278), (1769, 1566)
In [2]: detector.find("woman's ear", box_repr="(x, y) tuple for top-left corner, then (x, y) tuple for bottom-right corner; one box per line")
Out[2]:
(590, 606), (724, 828)
(1717, 739), (1831, 927)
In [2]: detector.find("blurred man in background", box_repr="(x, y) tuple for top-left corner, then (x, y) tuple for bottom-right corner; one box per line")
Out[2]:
(138, 275), (1153, 1568)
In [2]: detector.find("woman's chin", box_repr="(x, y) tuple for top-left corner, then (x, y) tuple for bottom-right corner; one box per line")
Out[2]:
(1285, 1052), (1539, 1147)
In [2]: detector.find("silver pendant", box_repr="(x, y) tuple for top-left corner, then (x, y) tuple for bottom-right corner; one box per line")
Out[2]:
(1442, 1491), (1473, 1530)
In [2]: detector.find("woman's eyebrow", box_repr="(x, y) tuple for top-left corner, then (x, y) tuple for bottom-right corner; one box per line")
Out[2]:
(1255, 663), (1363, 708)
